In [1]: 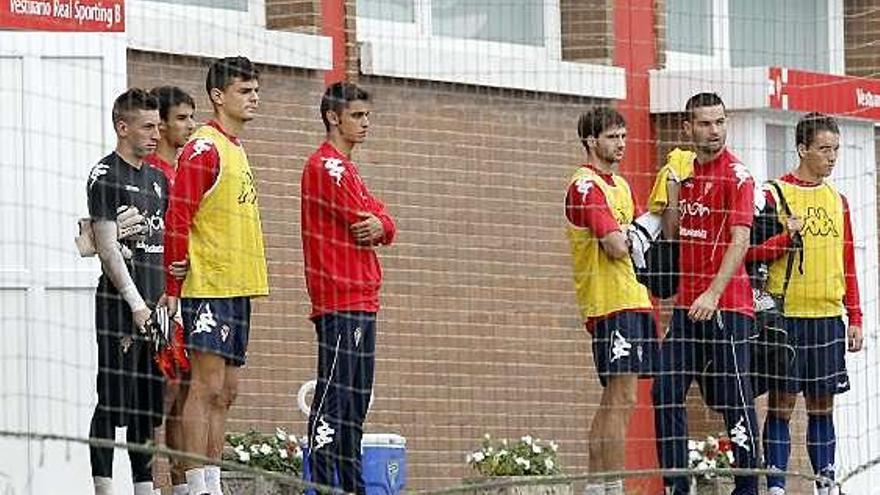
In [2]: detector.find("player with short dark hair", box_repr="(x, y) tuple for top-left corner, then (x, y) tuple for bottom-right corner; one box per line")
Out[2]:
(301, 81), (396, 495)
(146, 85), (196, 495)
(652, 92), (760, 495)
(749, 112), (863, 495)
(566, 107), (657, 495)
(87, 87), (168, 495)
(164, 56), (268, 495)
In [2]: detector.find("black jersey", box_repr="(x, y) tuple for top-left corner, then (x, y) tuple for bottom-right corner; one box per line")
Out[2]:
(87, 152), (168, 307)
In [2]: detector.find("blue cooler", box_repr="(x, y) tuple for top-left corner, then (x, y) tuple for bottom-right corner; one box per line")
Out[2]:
(302, 433), (406, 495)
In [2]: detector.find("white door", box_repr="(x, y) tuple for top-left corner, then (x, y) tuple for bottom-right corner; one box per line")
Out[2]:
(0, 32), (128, 495)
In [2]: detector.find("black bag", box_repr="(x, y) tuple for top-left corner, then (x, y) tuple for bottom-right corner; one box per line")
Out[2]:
(638, 236), (679, 299)
(749, 180), (801, 397)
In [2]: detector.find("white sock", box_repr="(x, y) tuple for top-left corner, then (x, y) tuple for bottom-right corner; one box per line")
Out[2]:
(204, 465), (222, 495)
(133, 481), (154, 495)
(172, 484), (191, 495)
(185, 468), (207, 495)
(767, 487), (786, 495)
(583, 483), (604, 495)
(603, 479), (624, 495)
(93, 477), (114, 495)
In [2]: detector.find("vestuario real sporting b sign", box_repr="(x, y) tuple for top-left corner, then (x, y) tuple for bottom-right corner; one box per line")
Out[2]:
(2, 0), (124, 31)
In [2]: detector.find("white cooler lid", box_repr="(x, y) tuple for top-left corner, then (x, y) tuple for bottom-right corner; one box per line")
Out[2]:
(362, 433), (406, 447)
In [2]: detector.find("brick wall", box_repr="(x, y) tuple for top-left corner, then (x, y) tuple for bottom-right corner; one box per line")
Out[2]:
(560, 0), (614, 63)
(653, 0), (666, 68)
(266, 0), (321, 33)
(844, 0), (880, 78)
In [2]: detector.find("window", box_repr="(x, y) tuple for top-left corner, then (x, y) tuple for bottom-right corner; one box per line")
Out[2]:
(356, 0), (625, 98)
(665, 0), (841, 73)
(730, 0), (829, 72)
(432, 0), (544, 46)
(128, 0), (332, 71)
(357, 0), (558, 54)
(360, 0), (415, 23)
(667, 0), (712, 55)
(150, 0), (247, 10)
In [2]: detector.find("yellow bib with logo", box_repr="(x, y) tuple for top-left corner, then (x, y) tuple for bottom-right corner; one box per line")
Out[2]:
(767, 180), (845, 317)
(566, 167), (651, 320)
(182, 125), (269, 298)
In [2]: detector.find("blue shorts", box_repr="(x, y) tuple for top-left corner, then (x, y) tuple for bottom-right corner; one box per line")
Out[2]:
(181, 297), (251, 367)
(591, 311), (658, 387)
(772, 317), (849, 396)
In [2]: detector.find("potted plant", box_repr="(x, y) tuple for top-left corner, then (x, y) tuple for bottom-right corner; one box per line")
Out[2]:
(688, 433), (736, 495)
(221, 427), (304, 495)
(464, 434), (570, 495)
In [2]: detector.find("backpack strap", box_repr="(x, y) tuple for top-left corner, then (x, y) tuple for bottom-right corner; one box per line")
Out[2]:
(766, 180), (804, 295)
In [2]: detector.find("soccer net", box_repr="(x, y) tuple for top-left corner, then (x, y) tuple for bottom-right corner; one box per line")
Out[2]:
(1, 1), (880, 495)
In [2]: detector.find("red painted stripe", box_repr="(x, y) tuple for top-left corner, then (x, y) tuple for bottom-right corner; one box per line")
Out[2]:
(322, 0), (346, 85)
(614, 1), (663, 493)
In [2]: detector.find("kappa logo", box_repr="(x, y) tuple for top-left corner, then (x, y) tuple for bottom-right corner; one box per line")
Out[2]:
(803, 206), (840, 237)
(730, 416), (751, 452)
(153, 182), (162, 199)
(388, 461), (400, 487)
(220, 324), (231, 343)
(574, 177), (594, 202)
(354, 326), (363, 348)
(732, 162), (751, 189)
(88, 163), (109, 190)
(189, 138), (213, 160)
(192, 303), (217, 336)
(313, 416), (336, 450)
(323, 157), (345, 186)
(609, 330), (632, 363)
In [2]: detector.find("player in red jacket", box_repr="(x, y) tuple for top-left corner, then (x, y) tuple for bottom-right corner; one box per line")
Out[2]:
(301, 82), (396, 495)
(145, 85), (195, 495)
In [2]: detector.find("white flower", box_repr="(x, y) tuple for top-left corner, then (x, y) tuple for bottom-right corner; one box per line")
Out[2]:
(495, 449), (508, 458)
(706, 436), (718, 449)
(486, 446), (494, 454)
(288, 434), (298, 443)
(696, 461), (709, 471)
(484, 433), (491, 441)
(234, 444), (245, 453)
(250, 445), (259, 454)
(726, 451), (735, 464)
(515, 457), (531, 470)
(549, 441), (558, 452)
(544, 458), (554, 470)
(688, 440), (698, 451)
(532, 444), (542, 454)
(695, 441), (705, 451)
(238, 451), (251, 462)
(260, 443), (273, 455)
(276, 428), (287, 441)
(279, 448), (289, 459)
(501, 439), (508, 447)
(707, 459), (716, 470)
(689, 450), (702, 463)
(521, 435), (533, 445)
(472, 452), (485, 463)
